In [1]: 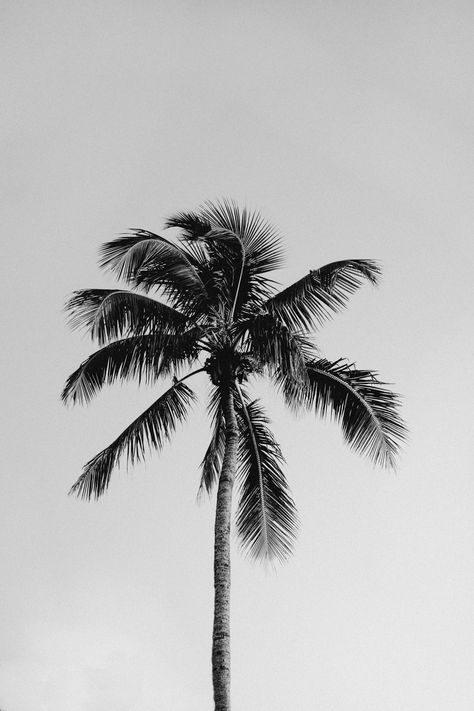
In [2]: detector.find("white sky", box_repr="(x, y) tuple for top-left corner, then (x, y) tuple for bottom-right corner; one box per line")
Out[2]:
(1, 1), (473, 709)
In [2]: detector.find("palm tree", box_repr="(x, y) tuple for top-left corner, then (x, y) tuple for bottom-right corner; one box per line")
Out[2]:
(62, 200), (406, 710)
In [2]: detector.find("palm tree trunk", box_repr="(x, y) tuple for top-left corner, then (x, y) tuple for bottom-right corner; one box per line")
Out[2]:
(212, 384), (239, 711)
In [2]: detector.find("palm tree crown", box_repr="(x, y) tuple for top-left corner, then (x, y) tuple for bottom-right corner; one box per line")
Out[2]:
(63, 200), (406, 563)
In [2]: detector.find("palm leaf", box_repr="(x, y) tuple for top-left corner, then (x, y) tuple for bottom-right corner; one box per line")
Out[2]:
(168, 201), (283, 319)
(266, 259), (381, 331)
(69, 381), (196, 499)
(242, 312), (313, 380)
(65, 289), (189, 344)
(199, 200), (284, 274)
(165, 211), (212, 239)
(272, 366), (307, 414)
(198, 387), (226, 498)
(99, 230), (209, 314)
(203, 201), (283, 319)
(164, 213), (235, 310)
(62, 328), (201, 405)
(303, 358), (406, 468)
(235, 389), (298, 562)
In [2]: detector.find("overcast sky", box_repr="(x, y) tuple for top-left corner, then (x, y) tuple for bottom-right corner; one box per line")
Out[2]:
(2, 1), (473, 709)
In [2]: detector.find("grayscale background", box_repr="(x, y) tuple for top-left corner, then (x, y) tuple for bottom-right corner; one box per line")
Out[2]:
(2, 1), (473, 709)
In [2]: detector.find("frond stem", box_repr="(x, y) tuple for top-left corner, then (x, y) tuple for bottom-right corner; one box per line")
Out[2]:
(175, 367), (207, 384)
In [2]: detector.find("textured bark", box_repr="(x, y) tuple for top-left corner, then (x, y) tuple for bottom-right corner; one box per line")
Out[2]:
(212, 384), (239, 711)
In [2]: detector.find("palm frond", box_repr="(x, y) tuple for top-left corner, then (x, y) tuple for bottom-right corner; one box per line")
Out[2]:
(266, 259), (381, 331)
(198, 422), (225, 498)
(197, 386), (226, 497)
(167, 209), (237, 311)
(198, 408), (225, 500)
(203, 201), (284, 317)
(303, 358), (406, 468)
(242, 312), (314, 380)
(235, 389), (298, 562)
(165, 211), (212, 239)
(62, 328), (201, 405)
(99, 230), (209, 314)
(199, 200), (284, 273)
(69, 381), (196, 500)
(166, 201), (284, 319)
(65, 289), (189, 344)
(272, 366), (307, 414)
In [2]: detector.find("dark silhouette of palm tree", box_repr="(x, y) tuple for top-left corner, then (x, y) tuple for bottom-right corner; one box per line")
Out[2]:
(63, 200), (406, 710)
